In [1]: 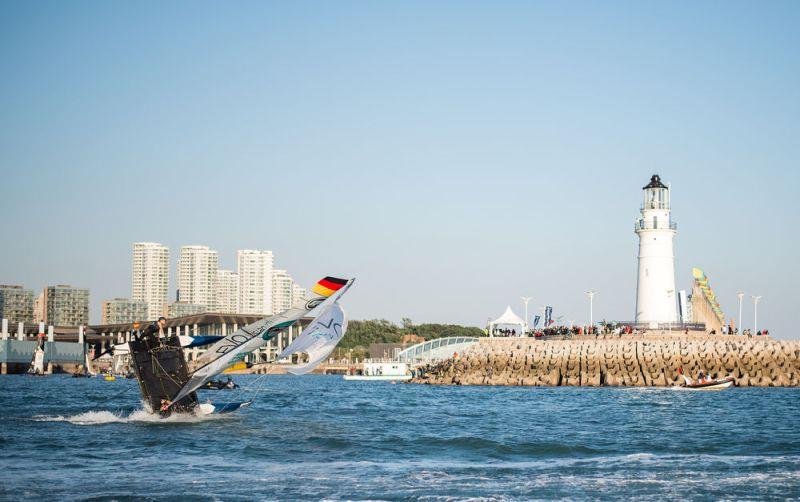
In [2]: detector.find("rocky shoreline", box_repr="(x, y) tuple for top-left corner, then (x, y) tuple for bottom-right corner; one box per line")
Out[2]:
(411, 335), (800, 387)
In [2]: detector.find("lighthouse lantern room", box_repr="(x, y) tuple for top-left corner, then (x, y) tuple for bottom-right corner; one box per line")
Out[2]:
(635, 174), (678, 326)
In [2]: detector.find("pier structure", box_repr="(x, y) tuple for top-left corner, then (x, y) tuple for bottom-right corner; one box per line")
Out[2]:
(396, 336), (479, 364)
(1, 312), (311, 373)
(0, 319), (86, 374)
(89, 312), (312, 369)
(635, 174), (678, 327)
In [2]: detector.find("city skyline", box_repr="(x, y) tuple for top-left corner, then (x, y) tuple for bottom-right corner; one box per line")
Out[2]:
(1, 243), (309, 325)
(1, 2), (797, 337)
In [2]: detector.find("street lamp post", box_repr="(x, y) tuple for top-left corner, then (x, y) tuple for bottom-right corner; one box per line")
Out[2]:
(666, 289), (675, 331)
(521, 296), (533, 333)
(736, 291), (744, 334)
(585, 291), (596, 328)
(752, 295), (762, 334)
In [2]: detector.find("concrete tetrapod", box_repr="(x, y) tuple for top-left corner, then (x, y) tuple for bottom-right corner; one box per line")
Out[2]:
(412, 336), (800, 387)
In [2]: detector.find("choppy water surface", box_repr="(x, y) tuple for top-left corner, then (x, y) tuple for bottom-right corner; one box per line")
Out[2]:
(0, 375), (798, 500)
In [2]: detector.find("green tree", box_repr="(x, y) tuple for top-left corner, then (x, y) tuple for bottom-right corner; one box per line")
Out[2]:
(339, 318), (483, 349)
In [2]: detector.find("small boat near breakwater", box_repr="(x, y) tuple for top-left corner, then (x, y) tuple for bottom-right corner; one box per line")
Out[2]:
(680, 376), (734, 390)
(678, 367), (734, 390)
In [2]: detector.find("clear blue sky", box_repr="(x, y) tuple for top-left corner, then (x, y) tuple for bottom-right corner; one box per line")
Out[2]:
(1, 1), (798, 337)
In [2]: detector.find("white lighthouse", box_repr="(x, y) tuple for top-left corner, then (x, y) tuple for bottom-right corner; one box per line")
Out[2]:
(635, 174), (678, 326)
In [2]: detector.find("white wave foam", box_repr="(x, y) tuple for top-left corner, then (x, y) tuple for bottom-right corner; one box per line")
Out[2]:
(31, 407), (231, 425)
(32, 410), (125, 425)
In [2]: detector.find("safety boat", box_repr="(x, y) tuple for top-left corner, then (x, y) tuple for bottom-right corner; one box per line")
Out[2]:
(202, 377), (239, 390)
(677, 368), (734, 391)
(682, 375), (734, 390)
(123, 276), (354, 418)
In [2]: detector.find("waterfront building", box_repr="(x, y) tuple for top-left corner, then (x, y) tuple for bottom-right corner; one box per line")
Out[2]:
(177, 245), (219, 311)
(237, 249), (274, 315)
(272, 269), (295, 314)
(132, 242), (170, 321)
(215, 269), (239, 314)
(634, 175), (678, 325)
(101, 298), (148, 324)
(168, 301), (206, 318)
(0, 285), (34, 325)
(43, 285), (89, 326)
(292, 283), (307, 307)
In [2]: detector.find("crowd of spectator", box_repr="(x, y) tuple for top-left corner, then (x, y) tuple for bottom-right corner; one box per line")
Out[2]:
(487, 321), (768, 339)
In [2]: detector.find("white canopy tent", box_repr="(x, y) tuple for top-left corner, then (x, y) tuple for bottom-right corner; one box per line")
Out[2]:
(488, 306), (526, 337)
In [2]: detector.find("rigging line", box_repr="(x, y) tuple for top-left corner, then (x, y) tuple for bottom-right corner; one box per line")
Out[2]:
(213, 365), (274, 410)
(149, 345), (188, 409)
(96, 380), (139, 404)
(248, 365), (275, 403)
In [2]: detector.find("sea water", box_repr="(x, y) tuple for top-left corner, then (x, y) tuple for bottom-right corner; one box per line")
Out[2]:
(0, 374), (797, 500)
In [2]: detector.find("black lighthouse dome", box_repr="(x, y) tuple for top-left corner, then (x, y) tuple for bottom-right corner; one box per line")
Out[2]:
(644, 174), (668, 190)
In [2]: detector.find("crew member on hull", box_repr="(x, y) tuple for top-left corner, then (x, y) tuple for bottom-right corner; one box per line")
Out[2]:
(137, 316), (167, 346)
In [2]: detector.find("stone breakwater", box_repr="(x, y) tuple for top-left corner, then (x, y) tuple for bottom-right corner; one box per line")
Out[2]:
(411, 335), (800, 387)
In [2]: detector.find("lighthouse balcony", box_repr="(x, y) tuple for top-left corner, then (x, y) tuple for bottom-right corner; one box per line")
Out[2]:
(635, 219), (677, 231)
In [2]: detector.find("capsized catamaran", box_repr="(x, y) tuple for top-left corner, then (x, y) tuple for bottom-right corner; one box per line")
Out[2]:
(144, 276), (354, 414)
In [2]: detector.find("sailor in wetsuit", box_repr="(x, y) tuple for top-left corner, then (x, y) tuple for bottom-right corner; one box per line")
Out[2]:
(138, 316), (167, 346)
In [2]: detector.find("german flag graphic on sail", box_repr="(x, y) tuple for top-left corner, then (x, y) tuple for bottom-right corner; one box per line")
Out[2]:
(312, 276), (349, 297)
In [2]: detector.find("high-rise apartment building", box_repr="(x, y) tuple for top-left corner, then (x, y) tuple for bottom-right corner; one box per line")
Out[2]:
(132, 242), (170, 321)
(0, 285), (35, 324)
(177, 245), (218, 311)
(43, 285), (89, 326)
(215, 269), (239, 314)
(237, 250), (274, 315)
(291, 283), (307, 308)
(168, 301), (206, 318)
(272, 269), (295, 315)
(101, 298), (148, 324)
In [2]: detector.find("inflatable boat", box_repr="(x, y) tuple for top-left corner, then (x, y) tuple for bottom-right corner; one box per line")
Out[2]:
(681, 375), (734, 390)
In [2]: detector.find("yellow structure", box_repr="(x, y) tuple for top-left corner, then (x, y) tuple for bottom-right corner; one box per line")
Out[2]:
(223, 361), (248, 374)
(691, 268), (725, 333)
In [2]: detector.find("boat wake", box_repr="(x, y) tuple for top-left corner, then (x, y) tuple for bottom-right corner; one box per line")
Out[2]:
(32, 408), (230, 425)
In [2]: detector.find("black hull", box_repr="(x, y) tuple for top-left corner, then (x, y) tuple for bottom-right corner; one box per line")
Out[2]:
(129, 337), (198, 416)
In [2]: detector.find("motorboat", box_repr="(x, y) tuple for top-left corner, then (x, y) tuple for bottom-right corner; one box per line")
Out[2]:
(682, 375), (734, 390)
(677, 368), (734, 391)
(202, 377), (239, 390)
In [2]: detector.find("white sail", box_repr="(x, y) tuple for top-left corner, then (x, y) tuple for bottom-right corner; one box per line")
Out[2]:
(168, 277), (354, 408)
(278, 302), (347, 375)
